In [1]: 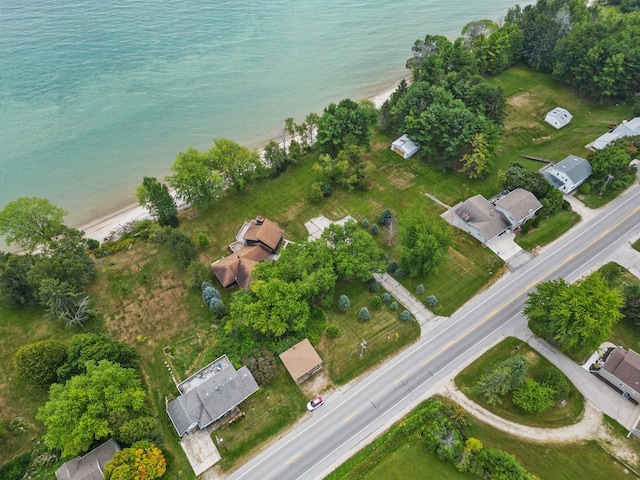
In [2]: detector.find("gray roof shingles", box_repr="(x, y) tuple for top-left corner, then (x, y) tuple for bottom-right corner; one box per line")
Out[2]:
(553, 155), (593, 184)
(55, 439), (120, 480)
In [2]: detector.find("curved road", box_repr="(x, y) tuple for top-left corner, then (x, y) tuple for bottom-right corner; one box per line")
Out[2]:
(228, 183), (640, 480)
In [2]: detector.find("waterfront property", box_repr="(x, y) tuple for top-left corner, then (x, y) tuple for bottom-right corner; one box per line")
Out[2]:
(211, 216), (284, 289)
(451, 188), (542, 244)
(541, 155), (592, 194)
(166, 355), (259, 436)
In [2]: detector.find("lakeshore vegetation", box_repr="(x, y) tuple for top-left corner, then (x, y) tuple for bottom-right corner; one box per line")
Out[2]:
(2, 0), (640, 478)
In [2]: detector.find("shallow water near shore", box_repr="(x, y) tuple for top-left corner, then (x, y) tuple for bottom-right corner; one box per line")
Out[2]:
(1, 0), (529, 229)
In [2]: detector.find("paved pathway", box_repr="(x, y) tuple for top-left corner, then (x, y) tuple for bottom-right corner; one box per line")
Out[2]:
(373, 272), (438, 328)
(424, 192), (452, 210)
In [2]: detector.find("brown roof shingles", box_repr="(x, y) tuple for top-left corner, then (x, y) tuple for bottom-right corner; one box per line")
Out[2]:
(604, 347), (640, 394)
(243, 218), (283, 252)
(279, 339), (323, 383)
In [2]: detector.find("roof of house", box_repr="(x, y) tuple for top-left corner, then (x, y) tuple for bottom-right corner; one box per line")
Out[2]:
(211, 245), (270, 289)
(551, 155), (593, 184)
(279, 338), (323, 382)
(243, 217), (283, 252)
(454, 195), (510, 242)
(589, 117), (640, 150)
(55, 439), (120, 480)
(167, 356), (259, 436)
(494, 188), (543, 222)
(391, 134), (420, 157)
(604, 347), (640, 394)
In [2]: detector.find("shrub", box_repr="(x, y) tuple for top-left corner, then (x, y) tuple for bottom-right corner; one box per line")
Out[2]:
(361, 218), (370, 228)
(512, 378), (555, 413)
(578, 183), (592, 194)
(243, 348), (278, 386)
(338, 294), (351, 312)
(390, 301), (399, 311)
(326, 324), (340, 338)
(426, 295), (438, 307)
(415, 284), (425, 295)
(209, 297), (226, 319)
(370, 224), (379, 235)
(164, 230), (197, 267)
(371, 295), (382, 309)
(520, 219), (532, 235)
(400, 310), (410, 321)
(540, 369), (570, 401)
(86, 238), (100, 251)
(387, 260), (398, 273)
(185, 261), (211, 289)
(14, 340), (67, 388)
(202, 283), (221, 305)
(532, 214), (541, 228)
(196, 232), (210, 248)
(395, 268), (404, 279)
(118, 417), (160, 446)
(359, 307), (371, 321)
(381, 292), (392, 303)
(379, 208), (394, 227)
(369, 281), (381, 293)
(310, 182), (325, 203)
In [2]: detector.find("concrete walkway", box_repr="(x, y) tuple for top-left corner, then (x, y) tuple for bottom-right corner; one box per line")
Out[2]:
(373, 272), (438, 327)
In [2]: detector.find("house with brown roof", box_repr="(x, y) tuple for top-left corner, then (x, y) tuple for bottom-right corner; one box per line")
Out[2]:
(279, 339), (323, 385)
(55, 439), (120, 480)
(597, 346), (640, 402)
(211, 216), (284, 289)
(451, 189), (542, 244)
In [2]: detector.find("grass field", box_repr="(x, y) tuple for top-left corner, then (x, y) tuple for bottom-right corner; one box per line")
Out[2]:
(455, 337), (585, 428)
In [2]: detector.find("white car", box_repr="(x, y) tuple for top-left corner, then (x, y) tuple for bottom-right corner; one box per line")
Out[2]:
(306, 396), (324, 411)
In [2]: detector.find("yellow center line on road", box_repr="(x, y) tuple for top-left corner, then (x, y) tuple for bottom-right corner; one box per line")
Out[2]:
(285, 452), (301, 465)
(394, 374), (407, 384)
(419, 205), (640, 369)
(343, 411), (358, 423)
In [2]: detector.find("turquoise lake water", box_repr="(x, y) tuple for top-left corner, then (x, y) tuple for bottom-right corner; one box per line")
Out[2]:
(0, 0), (529, 227)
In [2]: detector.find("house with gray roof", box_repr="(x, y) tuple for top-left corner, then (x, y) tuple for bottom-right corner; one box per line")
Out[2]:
(451, 188), (542, 244)
(55, 439), (120, 480)
(541, 155), (592, 194)
(597, 346), (640, 403)
(167, 355), (259, 436)
(587, 117), (640, 151)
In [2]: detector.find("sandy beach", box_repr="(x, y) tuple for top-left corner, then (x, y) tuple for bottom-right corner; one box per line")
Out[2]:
(77, 77), (405, 243)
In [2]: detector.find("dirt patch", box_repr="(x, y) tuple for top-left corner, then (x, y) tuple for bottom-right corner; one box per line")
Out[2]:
(299, 370), (332, 399)
(388, 170), (416, 190)
(509, 92), (536, 109)
(532, 135), (552, 143)
(524, 350), (540, 366)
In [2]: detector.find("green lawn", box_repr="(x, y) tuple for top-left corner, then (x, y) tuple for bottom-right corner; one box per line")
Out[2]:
(455, 337), (584, 428)
(364, 441), (475, 480)
(515, 209), (581, 251)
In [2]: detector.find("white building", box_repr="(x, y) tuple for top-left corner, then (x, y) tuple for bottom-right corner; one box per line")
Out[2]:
(587, 117), (640, 150)
(544, 107), (573, 129)
(541, 155), (592, 194)
(390, 134), (420, 159)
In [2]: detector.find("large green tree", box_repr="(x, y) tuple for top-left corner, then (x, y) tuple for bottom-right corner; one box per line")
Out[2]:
(0, 197), (68, 250)
(317, 99), (371, 157)
(57, 334), (140, 383)
(208, 138), (264, 191)
(0, 253), (37, 307)
(136, 177), (178, 228)
(167, 146), (224, 209)
(103, 442), (166, 480)
(400, 215), (453, 278)
(37, 360), (147, 457)
(524, 272), (624, 356)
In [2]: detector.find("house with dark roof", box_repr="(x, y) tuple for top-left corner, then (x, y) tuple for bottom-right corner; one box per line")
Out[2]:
(597, 346), (640, 403)
(279, 339), (323, 385)
(55, 439), (120, 480)
(211, 216), (284, 290)
(541, 155), (593, 194)
(544, 107), (572, 129)
(587, 117), (640, 151)
(166, 355), (259, 437)
(451, 189), (542, 244)
(390, 134), (420, 159)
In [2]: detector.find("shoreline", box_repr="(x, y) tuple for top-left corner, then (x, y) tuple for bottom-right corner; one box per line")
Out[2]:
(77, 76), (406, 243)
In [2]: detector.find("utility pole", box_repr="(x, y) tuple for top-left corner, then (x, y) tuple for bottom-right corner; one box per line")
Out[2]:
(359, 338), (368, 358)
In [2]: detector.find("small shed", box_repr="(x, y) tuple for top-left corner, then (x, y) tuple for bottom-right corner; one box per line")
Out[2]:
(279, 339), (323, 385)
(544, 107), (572, 129)
(390, 134), (420, 159)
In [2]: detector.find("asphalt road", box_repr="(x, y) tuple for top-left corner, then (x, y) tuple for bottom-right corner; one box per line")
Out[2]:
(228, 183), (640, 480)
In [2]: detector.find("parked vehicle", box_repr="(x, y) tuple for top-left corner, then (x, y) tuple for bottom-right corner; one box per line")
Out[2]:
(306, 396), (324, 411)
